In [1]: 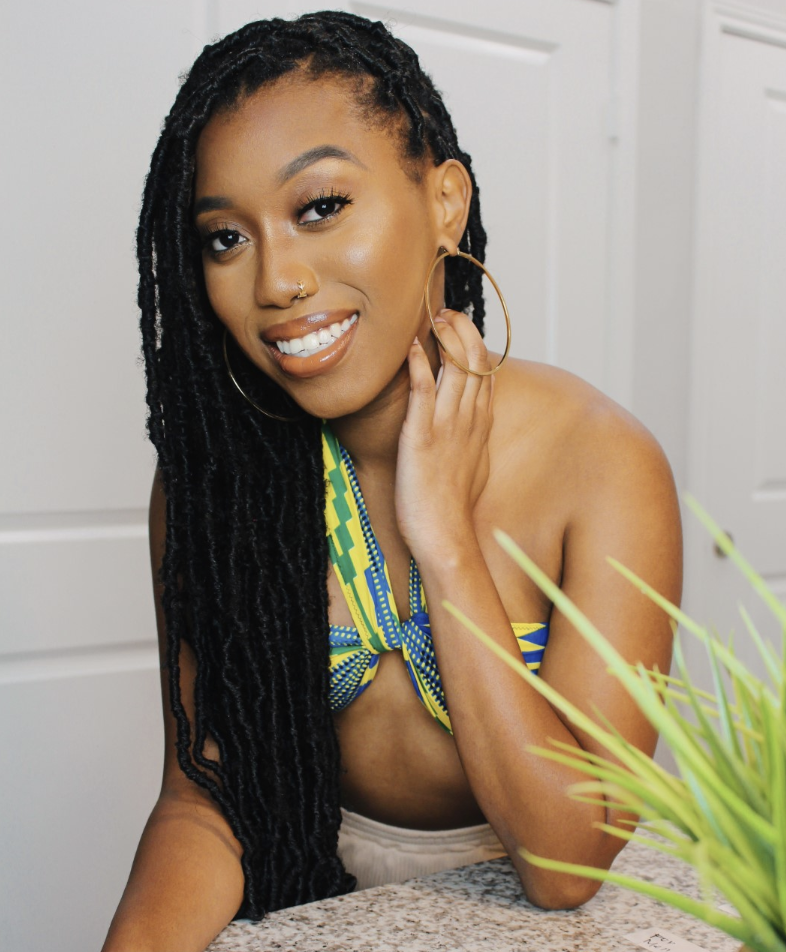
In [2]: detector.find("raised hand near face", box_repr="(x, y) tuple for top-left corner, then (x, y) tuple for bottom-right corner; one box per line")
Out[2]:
(395, 308), (494, 564)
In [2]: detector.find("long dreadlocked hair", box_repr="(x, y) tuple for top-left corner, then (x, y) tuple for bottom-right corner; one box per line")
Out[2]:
(137, 9), (488, 919)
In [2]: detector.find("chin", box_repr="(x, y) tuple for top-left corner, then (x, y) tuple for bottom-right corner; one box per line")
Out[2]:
(289, 358), (409, 422)
(299, 390), (375, 422)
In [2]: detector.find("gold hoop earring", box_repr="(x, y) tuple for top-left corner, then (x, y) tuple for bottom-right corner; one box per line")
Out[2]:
(423, 249), (512, 376)
(223, 330), (303, 423)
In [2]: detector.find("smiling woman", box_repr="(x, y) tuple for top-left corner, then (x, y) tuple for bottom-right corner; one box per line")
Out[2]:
(102, 11), (682, 952)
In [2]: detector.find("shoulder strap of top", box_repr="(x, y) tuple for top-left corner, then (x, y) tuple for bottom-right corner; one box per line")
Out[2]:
(512, 623), (549, 672)
(323, 425), (402, 651)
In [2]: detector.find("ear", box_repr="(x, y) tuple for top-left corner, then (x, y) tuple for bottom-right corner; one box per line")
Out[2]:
(428, 159), (472, 253)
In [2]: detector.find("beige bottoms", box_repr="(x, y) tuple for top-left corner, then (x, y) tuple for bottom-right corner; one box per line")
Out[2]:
(337, 807), (507, 890)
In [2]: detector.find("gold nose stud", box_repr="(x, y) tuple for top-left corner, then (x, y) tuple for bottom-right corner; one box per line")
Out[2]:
(296, 282), (308, 299)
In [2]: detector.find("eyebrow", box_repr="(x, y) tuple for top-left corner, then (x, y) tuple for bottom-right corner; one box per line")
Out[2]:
(193, 195), (233, 217)
(276, 144), (367, 185)
(193, 145), (367, 219)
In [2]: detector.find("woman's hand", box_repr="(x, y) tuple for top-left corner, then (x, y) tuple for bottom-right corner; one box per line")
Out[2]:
(395, 308), (494, 563)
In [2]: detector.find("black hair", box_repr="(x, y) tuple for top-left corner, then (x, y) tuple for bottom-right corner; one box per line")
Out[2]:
(137, 9), (487, 919)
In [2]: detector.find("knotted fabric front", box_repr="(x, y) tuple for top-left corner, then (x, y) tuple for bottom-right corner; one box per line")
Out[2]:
(323, 424), (549, 735)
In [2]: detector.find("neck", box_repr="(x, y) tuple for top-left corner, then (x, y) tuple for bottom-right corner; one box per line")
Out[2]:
(328, 331), (441, 472)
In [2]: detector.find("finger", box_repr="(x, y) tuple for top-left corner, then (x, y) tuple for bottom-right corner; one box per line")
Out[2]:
(432, 309), (466, 370)
(483, 371), (495, 431)
(431, 315), (472, 421)
(464, 371), (493, 440)
(448, 311), (492, 376)
(434, 312), (491, 423)
(447, 313), (494, 430)
(405, 337), (436, 434)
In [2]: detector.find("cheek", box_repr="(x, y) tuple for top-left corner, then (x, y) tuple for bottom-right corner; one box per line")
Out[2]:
(343, 240), (376, 270)
(202, 262), (249, 328)
(343, 205), (399, 266)
(338, 204), (433, 299)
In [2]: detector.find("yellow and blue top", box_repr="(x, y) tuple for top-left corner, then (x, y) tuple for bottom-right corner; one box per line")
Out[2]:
(323, 424), (550, 735)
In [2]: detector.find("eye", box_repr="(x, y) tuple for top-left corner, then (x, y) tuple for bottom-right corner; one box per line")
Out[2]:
(203, 228), (247, 257)
(298, 190), (353, 225)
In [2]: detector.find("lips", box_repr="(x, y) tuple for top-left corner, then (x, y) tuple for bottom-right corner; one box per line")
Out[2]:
(263, 308), (359, 378)
(275, 312), (358, 357)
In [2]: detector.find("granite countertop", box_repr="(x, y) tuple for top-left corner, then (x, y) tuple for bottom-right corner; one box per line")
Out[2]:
(207, 839), (741, 952)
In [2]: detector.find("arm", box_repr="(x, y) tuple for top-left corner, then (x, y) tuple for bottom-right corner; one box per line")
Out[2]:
(102, 471), (245, 952)
(400, 321), (681, 909)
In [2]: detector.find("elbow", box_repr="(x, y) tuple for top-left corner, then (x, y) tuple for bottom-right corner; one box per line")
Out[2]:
(512, 828), (623, 910)
(520, 867), (603, 911)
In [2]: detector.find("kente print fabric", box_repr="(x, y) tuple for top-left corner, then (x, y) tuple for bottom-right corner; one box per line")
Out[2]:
(323, 424), (550, 735)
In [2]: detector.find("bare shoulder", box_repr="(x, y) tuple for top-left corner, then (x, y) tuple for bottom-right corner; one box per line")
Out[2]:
(488, 355), (681, 639)
(485, 357), (681, 604)
(492, 357), (676, 506)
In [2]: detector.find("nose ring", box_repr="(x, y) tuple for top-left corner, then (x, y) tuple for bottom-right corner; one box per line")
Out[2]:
(296, 282), (308, 299)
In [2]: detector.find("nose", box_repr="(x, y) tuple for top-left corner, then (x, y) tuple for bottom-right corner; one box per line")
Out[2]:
(254, 238), (316, 308)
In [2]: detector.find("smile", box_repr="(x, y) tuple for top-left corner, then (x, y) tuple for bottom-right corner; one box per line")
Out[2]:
(275, 313), (358, 357)
(264, 307), (360, 379)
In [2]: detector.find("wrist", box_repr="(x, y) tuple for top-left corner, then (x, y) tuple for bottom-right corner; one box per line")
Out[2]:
(411, 526), (483, 575)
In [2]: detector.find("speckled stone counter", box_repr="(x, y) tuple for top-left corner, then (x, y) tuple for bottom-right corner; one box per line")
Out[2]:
(207, 839), (741, 951)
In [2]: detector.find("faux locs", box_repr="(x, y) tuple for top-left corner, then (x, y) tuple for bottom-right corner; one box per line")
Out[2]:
(137, 10), (487, 918)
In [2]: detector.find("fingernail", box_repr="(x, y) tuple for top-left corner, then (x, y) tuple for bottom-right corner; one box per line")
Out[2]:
(434, 317), (448, 325)
(412, 336), (421, 346)
(435, 365), (444, 389)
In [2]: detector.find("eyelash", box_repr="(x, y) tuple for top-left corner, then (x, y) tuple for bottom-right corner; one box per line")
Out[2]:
(200, 189), (354, 259)
(201, 223), (246, 258)
(297, 188), (354, 226)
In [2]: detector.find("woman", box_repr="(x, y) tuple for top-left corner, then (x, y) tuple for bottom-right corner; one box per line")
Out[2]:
(103, 11), (681, 952)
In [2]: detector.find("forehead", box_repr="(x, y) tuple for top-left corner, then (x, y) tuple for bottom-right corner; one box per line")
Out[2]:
(194, 74), (406, 193)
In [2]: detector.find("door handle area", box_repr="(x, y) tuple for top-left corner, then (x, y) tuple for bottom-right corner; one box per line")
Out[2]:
(713, 532), (734, 558)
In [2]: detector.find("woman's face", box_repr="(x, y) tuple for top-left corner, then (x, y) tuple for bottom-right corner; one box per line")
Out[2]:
(193, 73), (468, 419)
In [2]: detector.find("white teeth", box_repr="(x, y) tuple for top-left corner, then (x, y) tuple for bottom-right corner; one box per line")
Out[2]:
(275, 313), (358, 358)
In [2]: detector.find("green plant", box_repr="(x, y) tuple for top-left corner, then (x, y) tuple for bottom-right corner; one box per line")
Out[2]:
(444, 497), (786, 952)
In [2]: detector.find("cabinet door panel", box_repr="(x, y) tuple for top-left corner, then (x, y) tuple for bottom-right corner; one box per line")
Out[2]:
(214, 0), (615, 385)
(687, 7), (786, 683)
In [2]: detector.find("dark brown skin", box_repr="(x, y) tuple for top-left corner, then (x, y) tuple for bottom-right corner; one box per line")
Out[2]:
(103, 72), (681, 952)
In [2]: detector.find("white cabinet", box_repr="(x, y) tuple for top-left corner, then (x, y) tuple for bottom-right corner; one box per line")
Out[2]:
(0, 2), (190, 950)
(685, 0), (786, 684)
